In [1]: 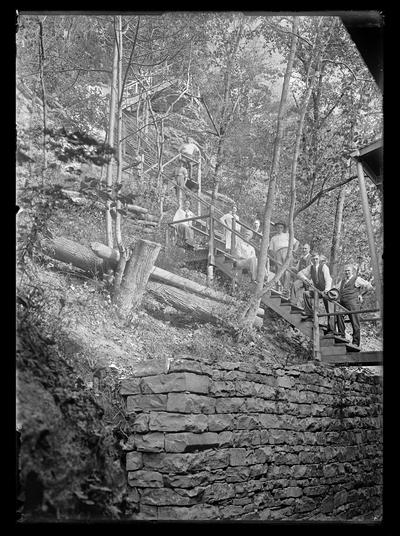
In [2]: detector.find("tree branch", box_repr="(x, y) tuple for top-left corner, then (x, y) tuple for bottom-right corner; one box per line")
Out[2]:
(199, 96), (220, 136)
(294, 174), (357, 219)
(322, 59), (374, 83)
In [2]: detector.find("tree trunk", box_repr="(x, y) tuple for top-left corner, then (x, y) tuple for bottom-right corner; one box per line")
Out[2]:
(330, 185), (346, 282)
(113, 239), (161, 320)
(240, 17), (299, 330)
(114, 15), (124, 252)
(38, 18), (47, 175)
(112, 16), (127, 296)
(147, 281), (263, 328)
(41, 237), (104, 275)
(105, 25), (119, 248)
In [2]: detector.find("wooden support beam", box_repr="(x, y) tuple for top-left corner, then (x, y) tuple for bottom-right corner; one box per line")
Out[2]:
(313, 291), (321, 361)
(321, 351), (383, 366)
(207, 204), (215, 285)
(355, 157), (383, 312)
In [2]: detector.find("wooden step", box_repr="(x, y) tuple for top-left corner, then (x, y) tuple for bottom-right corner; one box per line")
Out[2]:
(185, 248), (208, 263)
(321, 351), (382, 366)
(320, 344), (347, 356)
(290, 305), (304, 314)
(345, 342), (361, 353)
(280, 301), (295, 308)
(270, 289), (285, 299)
(213, 257), (235, 280)
(320, 336), (349, 347)
(261, 295), (313, 339)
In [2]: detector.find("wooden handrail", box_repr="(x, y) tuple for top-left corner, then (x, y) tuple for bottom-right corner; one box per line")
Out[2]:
(318, 308), (380, 318)
(169, 213), (210, 226)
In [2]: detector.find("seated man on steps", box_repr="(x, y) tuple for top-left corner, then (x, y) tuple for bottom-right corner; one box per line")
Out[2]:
(233, 229), (274, 283)
(290, 243), (311, 307)
(172, 199), (196, 248)
(232, 229), (258, 281)
(335, 264), (374, 347)
(297, 251), (335, 334)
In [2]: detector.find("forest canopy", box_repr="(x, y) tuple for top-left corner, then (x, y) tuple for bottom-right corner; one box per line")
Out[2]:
(16, 11), (383, 306)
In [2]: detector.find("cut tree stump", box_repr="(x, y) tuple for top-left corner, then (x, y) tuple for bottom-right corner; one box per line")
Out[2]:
(113, 238), (161, 320)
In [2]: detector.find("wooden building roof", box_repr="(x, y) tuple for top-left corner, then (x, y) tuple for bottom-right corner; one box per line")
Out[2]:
(351, 139), (383, 191)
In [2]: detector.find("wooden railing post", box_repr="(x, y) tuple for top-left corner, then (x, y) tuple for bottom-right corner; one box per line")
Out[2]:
(197, 156), (202, 215)
(313, 291), (321, 361)
(207, 209), (214, 286)
(231, 218), (236, 254)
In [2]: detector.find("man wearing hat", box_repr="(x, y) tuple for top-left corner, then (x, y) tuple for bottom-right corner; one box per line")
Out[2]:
(335, 264), (374, 346)
(268, 221), (299, 293)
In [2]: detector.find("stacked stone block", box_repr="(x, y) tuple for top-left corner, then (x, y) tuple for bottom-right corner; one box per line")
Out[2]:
(120, 358), (382, 520)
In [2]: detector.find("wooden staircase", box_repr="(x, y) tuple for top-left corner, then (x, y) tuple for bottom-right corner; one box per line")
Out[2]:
(182, 237), (383, 367)
(261, 289), (382, 366)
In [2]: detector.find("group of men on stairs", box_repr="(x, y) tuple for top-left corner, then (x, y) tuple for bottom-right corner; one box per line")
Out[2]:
(280, 242), (374, 348)
(170, 138), (375, 349)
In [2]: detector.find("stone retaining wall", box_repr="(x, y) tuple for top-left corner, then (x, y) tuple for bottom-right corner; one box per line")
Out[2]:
(120, 357), (383, 521)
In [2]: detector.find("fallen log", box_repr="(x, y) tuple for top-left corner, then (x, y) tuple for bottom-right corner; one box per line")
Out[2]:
(41, 236), (104, 275)
(135, 220), (158, 227)
(126, 204), (149, 214)
(42, 236), (263, 328)
(128, 212), (159, 222)
(61, 189), (102, 208)
(90, 242), (249, 307)
(147, 281), (262, 329)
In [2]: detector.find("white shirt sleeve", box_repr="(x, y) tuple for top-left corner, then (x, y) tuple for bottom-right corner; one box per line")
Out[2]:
(220, 213), (227, 224)
(322, 264), (332, 291)
(355, 276), (374, 291)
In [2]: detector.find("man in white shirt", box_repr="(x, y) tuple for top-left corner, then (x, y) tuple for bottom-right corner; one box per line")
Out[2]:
(297, 251), (335, 333)
(172, 199), (195, 247)
(268, 222), (299, 292)
(335, 264), (374, 346)
(178, 137), (200, 185)
(220, 204), (241, 252)
(174, 163), (188, 204)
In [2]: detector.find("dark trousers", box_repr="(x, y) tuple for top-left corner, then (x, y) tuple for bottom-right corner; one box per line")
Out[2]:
(303, 290), (335, 332)
(336, 298), (360, 346)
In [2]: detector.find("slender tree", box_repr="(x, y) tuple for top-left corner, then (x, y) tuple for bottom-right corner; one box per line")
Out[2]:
(239, 16), (299, 330)
(105, 20), (119, 249)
